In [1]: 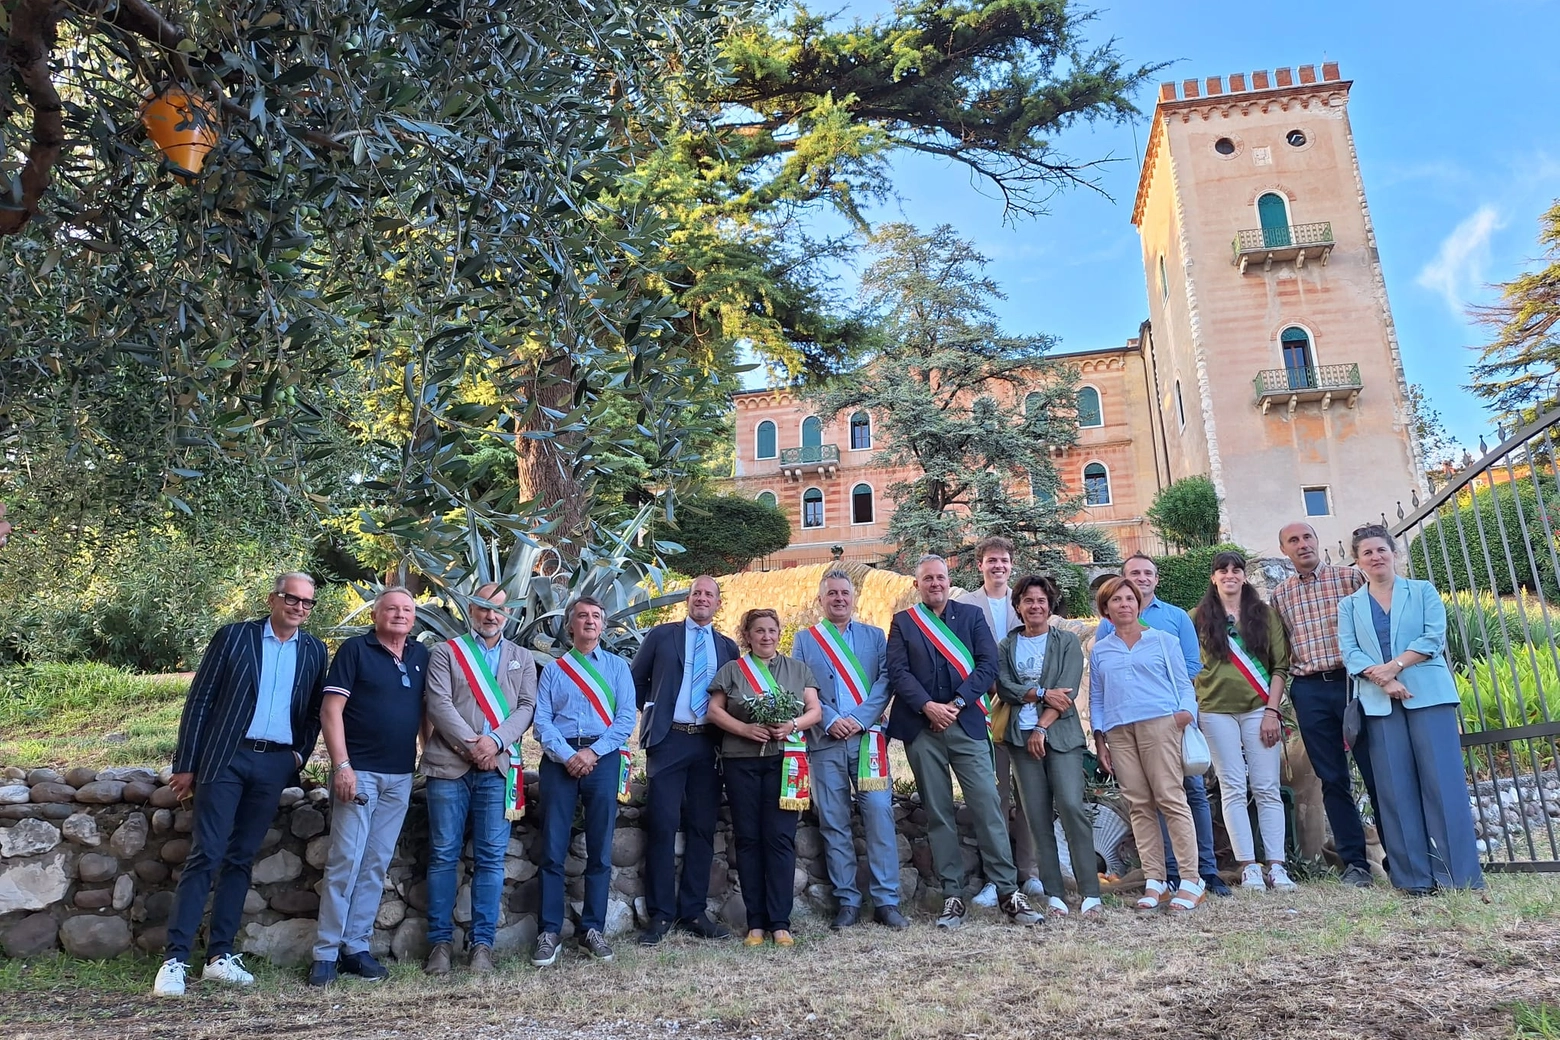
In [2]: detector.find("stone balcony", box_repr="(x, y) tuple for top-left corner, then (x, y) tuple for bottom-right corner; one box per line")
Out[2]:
(779, 443), (839, 480)
(1232, 221), (1334, 273)
(1254, 364), (1362, 414)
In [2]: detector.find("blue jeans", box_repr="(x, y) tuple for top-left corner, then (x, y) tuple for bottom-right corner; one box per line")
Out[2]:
(426, 770), (509, 948)
(1291, 672), (1380, 871)
(809, 740), (899, 909)
(1162, 773), (1216, 881)
(538, 753), (618, 935)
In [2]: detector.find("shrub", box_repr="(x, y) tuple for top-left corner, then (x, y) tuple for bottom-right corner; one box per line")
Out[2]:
(1454, 650), (1560, 775)
(1442, 591), (1554, 672)
(665, 495), (791, 576)
(1407, 474), (1560, 602)
(1146, 475), (1222, 551)
(1152, 543), (1252, 611)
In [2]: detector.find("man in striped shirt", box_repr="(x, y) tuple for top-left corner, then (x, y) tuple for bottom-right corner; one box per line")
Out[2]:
(1271, 522), (1381, 888)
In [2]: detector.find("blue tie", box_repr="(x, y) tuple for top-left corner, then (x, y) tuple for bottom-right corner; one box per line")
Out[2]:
(690, 627), (711, 720)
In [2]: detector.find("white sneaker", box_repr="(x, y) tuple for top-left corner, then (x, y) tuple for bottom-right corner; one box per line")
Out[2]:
(1240, 863), (1267, 891)
(1021, 877), (1047, 900)
(152, 958), (187, 997)
(202, 953), (255, 986)
(1268, 863), (1297, 892)
(971, 882), (999, 907)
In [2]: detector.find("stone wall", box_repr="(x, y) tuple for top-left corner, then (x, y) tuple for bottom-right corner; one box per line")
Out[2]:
(0, 765), (965, 964)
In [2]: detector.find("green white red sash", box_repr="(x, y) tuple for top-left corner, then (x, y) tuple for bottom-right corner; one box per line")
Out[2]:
(447, 634), (525, 820)
(737, 654), (812, 810)
(1226, 621), (1272, 703)
(806, 620), (891, 791)
(908, 604), (992, 729)
(556, 648), (632, 804)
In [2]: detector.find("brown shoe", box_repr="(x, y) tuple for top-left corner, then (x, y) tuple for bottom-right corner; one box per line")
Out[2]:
(469, 944), (495, 974)
(423, 941), (452, 976)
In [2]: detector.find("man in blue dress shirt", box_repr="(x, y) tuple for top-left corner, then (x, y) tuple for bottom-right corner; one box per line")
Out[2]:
(1095, 553), (1230, 896)
(531, 597), (637, 967)
(154, 573), (329, 997)
(792, 569), (908, 930)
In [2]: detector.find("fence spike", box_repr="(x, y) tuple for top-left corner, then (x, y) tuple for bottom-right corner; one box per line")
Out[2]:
(1397, 501), (1405, 520)
(1479, 435), (1489, 454)
(1411, 489), (1420, 507)
(1323, 549), (1332, 564)
(1338, 540), (1346, 560)
(1380, 512), (1388, 526)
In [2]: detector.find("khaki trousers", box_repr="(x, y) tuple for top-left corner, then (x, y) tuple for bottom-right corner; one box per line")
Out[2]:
(1105, 715), (1195, 882)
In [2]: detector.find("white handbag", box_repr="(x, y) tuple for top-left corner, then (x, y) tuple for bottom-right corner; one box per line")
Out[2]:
(1181, 723), (1212, 777)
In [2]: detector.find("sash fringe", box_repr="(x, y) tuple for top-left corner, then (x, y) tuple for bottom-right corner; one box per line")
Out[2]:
(778, 796), (810, 811)
(857, 776), (891, 793)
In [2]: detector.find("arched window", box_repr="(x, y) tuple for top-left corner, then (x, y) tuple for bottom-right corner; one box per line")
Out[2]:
(1024, 391), (1045, 416)
(1281, 327), (1316, 389)
(1083, 463), (1111, 506)
(1257, 192), (1291, 248)
(756, 491), (778, 510)
(849, 411), (871, 450)
(1029, 470), (1055, 505)
(851, 483), (874, 524)
(1077, 386), (1103, 428)
(755, 420), (777, 460)
(801, 416), (822, 449)
(802, 487), (824, 528)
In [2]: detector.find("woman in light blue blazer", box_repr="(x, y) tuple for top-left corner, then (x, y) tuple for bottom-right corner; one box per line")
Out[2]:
(1338, 524), (1483, 893)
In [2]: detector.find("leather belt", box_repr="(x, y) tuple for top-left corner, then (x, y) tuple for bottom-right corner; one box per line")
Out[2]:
(669, 722), (707, 734)
(1294, 668), (1346, 682)
(241, 738), (291, 754)
(566, 736), (603, 749)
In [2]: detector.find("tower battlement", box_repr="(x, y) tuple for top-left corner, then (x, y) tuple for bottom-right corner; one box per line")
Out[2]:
(1157, 63), (1343, 103)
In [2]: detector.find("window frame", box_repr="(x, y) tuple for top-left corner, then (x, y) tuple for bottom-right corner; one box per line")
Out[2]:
(849, 482), (875, 525)
(848, 411), (872, 451)
(800, 415), (822, 450)
(756, 490), (778, 510)
(754, 420), (777, 460)
(1302, 486), (1332, 517)
(1082, 461), (1112, 507)
(801, 486), (825, 529)
(1076, 385), (1104, 429)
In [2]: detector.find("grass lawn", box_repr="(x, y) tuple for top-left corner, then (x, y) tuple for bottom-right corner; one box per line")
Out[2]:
(2, 876), (1558, 1039)
(0, 664), (189, 769)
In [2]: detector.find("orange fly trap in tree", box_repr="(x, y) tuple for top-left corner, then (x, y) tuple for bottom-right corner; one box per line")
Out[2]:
(140, 87), (219, 183)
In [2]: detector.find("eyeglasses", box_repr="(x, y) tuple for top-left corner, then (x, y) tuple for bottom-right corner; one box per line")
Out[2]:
(278, 592), (317, 609)
(395, 659), (411, 688)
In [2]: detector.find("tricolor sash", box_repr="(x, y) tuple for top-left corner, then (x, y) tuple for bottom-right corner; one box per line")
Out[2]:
(908, 604), (993, 735)
(447, 634), (525, 820)
(737, 654), (811, 810)
(806, 620), (890, 791)
(556, 649), (633, 804)
(1226, 620), (1272, 703)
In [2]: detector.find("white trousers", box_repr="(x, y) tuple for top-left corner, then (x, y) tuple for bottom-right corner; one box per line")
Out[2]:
(1202, 708), (1285, 864)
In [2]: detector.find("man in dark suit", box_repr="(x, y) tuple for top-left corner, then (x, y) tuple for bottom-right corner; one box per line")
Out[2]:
(153, 572), (329, 997)
(886, 554), (1041, 929)
(631, 575), (737, 944)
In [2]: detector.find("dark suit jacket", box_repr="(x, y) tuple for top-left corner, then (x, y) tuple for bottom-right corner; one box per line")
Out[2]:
(631, 620), (739, 749)
(886, 599), (1000, 744)
(172, 618), (329, 784)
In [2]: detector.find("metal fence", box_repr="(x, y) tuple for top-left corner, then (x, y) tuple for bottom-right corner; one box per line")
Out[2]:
(1392, 407), (1560, 871)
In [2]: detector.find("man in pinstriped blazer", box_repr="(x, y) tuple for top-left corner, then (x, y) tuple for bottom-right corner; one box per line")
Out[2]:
(153, 572), (329, 997)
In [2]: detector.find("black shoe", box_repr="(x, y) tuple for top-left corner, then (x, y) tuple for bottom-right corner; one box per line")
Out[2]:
(874, 905), (910, 930)
(675, 914), (731, 940)
(339, 951), (389, 981)
(638, 918), (673, 946)
(831, 905), (861, 930)
(305, 960), (337, 988)
(1166, 874), (1180, 890)
(1202, 874), (1233, 898)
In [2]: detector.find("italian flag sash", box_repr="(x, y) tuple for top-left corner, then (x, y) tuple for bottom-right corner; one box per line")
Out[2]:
(556, 649), (633, 804)
(737, 654), (812, 811)
(807, 620), (890, 792)
(908, 604), (993, 730)
(1226, 620), (1272, 703)
(447, 635), (525, 820)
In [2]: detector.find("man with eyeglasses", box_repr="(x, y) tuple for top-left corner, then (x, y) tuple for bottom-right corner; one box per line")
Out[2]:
(153, 573), (330, 997)
(308, 586), (429, 986)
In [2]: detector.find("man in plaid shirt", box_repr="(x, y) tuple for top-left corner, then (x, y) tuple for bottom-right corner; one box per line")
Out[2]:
(1272, 522), (1382, 887)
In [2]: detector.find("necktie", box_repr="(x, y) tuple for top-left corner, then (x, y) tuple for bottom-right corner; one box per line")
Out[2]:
(690, 627), (710, 720)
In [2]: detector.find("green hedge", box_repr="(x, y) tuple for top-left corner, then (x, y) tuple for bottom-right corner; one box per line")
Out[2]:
(1407, 474), (1560, 602)
(1152, 543), (1253, 611)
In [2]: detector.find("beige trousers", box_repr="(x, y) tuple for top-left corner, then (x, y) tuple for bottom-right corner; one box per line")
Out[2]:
(1106, 715), (1196, 882)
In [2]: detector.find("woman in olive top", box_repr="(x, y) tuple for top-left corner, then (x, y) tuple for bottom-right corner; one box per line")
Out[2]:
(1190, 552), (1295, 893)
(995, 575), (1101, 919)
(706, 608), (823, 947)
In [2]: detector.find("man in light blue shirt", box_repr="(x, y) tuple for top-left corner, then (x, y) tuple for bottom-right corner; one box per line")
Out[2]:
(531, 598), (637, 967)
(791, 569), (907, 931)
(1095, 553), (1228, 895)
(249, 621), (299, 744)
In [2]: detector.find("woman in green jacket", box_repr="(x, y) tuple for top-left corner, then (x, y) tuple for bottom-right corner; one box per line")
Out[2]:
(996, 574), (1101, 918)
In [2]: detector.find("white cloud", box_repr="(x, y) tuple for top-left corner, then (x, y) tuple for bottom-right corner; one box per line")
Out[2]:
(1416, 206), (1506, 315)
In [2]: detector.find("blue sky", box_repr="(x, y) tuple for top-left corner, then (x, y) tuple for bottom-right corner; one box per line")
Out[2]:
(782, 0), (1560, 451)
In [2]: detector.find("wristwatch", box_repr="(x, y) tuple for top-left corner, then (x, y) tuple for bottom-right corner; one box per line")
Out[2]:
(951, 696), (967, 710)
(1036, 727), (1048, 738)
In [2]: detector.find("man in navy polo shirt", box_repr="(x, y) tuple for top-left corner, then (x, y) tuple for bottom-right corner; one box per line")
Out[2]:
(308, 587), (429, 986)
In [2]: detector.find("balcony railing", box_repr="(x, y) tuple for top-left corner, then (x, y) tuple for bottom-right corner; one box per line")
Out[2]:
(1232, 221), (1334, 273)
(780, 443), (840, 479)
(1253, 364), (1362, 414)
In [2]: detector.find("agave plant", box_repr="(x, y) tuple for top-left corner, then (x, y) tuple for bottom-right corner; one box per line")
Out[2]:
(344, 502), (687, 659)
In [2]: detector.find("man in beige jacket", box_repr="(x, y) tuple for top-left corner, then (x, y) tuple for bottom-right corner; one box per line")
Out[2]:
(421, 583), (537, 974)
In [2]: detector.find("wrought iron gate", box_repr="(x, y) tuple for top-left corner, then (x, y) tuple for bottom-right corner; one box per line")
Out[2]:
(1393, 407), (1560, 872)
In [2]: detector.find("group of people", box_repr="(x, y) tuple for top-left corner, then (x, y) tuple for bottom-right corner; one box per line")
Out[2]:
(150, 523), (1484, 996)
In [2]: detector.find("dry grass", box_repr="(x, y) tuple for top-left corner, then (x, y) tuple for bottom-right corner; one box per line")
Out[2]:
(4, 876), (1559, 1039)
